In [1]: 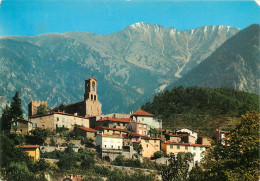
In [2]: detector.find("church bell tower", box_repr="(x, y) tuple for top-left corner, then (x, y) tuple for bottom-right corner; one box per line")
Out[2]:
(84, 78), (102, 116)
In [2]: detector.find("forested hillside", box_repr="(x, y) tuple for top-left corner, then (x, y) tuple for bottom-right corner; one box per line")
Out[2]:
(141, 87), (259, 136)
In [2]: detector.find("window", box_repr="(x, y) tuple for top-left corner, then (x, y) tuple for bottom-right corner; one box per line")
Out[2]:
(142, 118), (144, 121)
(33, 123), (37, 128)
(67, 119), (69, 123)
(13, 122), (16, 126)
(144, 131), (146, 135)
(104, 138), (107, 142)
(29, 123), (31, 127)
(118, 146), (120, 149)
(177, 145), (180, 149)
(111, 145), (113, 148)
(58, 124), (61, 128)
(17, 122), (19, 126)
(65, 125), (68, 128)
(139, 124), (142, 128)
(117, 139), (120, 143)
(144, 125), (146, 128)
(154, 140), (156, 143)
(62, 118), (65, 123)
(91, 95), (93, 100)
(200, 147), (203, 151)
(193, 153), (196, 156)
(170, 145), (173, 149)
(56, 117), (59, 121)
(193, 146), (196, 150)
(139, 130), (142, 134)
(42, 125), (45, 128)
(111, 138), (114, 143)
(145, 139), (149, 143)
(146, 144), (148, 147)
(185, 146), (188, 150)
(104, 145), (106, 148)
(200, 153), (203, 157)
(94, 95), (96, 101)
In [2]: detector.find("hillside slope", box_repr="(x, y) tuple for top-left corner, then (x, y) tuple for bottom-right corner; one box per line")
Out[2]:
(171, 24), (260, 94)
(0, 23), (239, 115)
(141, 87), (259, 136)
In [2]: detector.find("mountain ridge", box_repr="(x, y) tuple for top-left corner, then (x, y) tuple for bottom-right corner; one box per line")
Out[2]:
(0, 22), (241, 116)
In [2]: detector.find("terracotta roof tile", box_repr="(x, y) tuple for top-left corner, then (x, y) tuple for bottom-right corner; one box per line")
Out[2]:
(96, 126), (131, 133)
(77, 127), (98, 132)
(132, 109), (154, 117)
(164, 142), (210, 148)
(96, 117), (134, 123)
(166, 134), (185, 137)
(20, 145), (40, 149)
(199, 136), (212, 139)
(12, 118), (32, 123)
(97, 133), (123, 138)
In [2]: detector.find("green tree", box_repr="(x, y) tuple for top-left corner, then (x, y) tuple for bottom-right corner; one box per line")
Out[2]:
(57, 153), (77, 170)
(4, 162), (37, 181)
(10, 91), (23, 119)
(25, 128), (49, 145)
(0, 135), (33, 168)
(152, 151), (166, 159)
(36, 104), (50, 115)
(0, 105), (12, 131)
(201, 111), (259, 181)
(161, 152), (193, 181)
(81, 154), (95, 168)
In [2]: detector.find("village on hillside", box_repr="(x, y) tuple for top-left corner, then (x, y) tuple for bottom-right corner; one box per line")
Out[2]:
(11, 78), (228, 168)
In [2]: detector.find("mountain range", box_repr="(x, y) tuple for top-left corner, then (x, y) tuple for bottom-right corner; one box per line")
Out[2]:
(171, 24), (260, 93)
(1, 22), (257, 116)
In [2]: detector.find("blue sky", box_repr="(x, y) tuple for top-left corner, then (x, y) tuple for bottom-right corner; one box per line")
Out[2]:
(0, 0), (259, 36)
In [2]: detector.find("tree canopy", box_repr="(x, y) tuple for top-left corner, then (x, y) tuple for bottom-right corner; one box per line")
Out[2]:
(1, 91), (24, 132)
(191, 111), (259, 181)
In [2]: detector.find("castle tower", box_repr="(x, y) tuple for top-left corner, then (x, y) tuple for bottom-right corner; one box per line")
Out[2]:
(28, 100), (48, 117)
(84, 78), (102, 117)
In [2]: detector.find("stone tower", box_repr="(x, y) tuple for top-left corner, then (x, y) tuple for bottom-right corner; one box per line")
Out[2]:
(28, 100), (48, 117)
(84, 78), (102, 117)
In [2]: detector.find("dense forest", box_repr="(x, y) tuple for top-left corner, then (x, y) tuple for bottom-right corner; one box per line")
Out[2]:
(141, 86), (259, 136)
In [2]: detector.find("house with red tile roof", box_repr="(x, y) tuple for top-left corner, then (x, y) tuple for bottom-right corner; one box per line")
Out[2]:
(131, 109), (162, 130)
(74, 126), (98, 142)
(95, 133), (124, 161)
(128, 121), (148, 136)
(176, 128), (198, 140)
(29, 112), (89, 130)
(161, 142), (210, 163)
(11, 118), (33, 134)
(96, 117), (134, 129)
(19, 145), (40, 161)
(213, 129), (229, 145)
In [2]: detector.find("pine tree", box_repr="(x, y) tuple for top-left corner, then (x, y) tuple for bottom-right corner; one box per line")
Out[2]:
(10, 91), (23, 119)
(0, 105), (12, 131)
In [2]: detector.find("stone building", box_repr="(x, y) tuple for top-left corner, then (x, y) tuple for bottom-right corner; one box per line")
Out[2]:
(28, 100), (48, 117)
(95, 117), (135, 129)
(10, 118), (33, 134)
(74, 127), (98, 141)
(29, 78), (102, 119)
(197, 136), (212, 146)
(29, 112), (89, 130)
(53, 78), (102, 117)
(165, 134), (182, 143)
